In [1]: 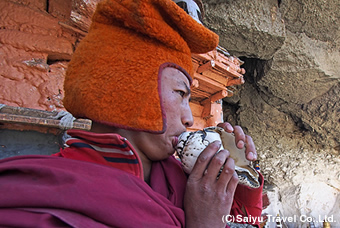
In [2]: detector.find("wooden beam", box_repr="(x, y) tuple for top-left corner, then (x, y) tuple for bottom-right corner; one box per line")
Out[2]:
(193, 73), (227, 91)
(197, 60), (215, 74)
(199, 90), (227, 119)
(200, 70), (228, 86)
(191, 79), (199, 88)
(226, 77), (245, 87)
(200, 99), (212, 119)
(213, 60), (244, 78)
(206, 102), (223, 127)
(189, 102), (204, 117)
(0, 105), (91, 130)
(210, 90), (228, 103)
(0, 113), (91, 130)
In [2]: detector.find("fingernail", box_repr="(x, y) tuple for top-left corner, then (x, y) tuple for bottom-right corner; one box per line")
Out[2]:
(237, 140), (244, 149)
(248, 152), (254, 160)
(248, 152), (257, 160)
(227, 125), (234, 132)
(214, 140), (221, 147)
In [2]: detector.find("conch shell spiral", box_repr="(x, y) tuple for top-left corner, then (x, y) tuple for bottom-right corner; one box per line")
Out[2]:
(175, 127), (260, 188)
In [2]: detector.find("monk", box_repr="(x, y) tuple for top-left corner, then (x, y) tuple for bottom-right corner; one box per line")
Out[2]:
(0, 0), (263, 227)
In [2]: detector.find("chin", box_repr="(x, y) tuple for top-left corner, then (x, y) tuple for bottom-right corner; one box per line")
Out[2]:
(162, 151), (175, 161)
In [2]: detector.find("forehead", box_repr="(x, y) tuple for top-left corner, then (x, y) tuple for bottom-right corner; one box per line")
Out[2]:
(161, 67), (191, 86)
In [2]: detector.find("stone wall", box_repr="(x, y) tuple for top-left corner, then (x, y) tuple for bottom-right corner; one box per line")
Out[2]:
(204, 0), (340, 227)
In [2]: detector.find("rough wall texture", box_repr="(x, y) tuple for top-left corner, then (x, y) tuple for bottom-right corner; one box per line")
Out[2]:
(0, 0), (339, 227)
(204, 0), (340, 227)
(0, 0), (76, 111)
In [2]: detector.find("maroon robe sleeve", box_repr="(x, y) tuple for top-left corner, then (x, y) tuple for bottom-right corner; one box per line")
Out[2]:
(230, 172), (264, 227)
(0, 155), (185, 227)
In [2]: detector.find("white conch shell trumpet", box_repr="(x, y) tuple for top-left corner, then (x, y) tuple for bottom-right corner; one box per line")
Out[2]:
(175, 126), (260, 188)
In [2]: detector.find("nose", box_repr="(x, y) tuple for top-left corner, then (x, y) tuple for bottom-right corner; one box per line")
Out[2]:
(182, 104), (194, 128)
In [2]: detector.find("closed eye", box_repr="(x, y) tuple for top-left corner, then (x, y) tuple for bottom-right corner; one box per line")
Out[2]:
(176, 90), (192, 102)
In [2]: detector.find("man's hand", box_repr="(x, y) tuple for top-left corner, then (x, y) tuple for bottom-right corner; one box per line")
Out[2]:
(217, 122), (257, 162)
(184, 122), (258, 227)
(184, 140), (239, 228)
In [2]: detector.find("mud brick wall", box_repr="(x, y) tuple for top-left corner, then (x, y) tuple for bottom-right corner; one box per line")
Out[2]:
(0, 0), (77, 111)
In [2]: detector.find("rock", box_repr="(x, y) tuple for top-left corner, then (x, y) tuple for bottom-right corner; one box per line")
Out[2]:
(257, 31), (339, 105)
(205, 0), (340, 226)
(203, 0), (286, 59)
(281, 0), (340, 44)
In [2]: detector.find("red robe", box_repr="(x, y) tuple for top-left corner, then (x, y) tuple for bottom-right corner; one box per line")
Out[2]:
(0, 129), (263, 227)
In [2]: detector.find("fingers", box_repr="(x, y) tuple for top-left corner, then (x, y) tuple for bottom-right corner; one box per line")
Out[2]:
(192, 147), (239, 193)
(233, 125), (245, 149)
(217, 122), (258, 161)
(184, 148), (238, 228)
(217, 123), (246, 149)
(189, 141), (221, 180)
(190, 143), (237, 188)
(203, 149), (229, 182)
(215, 154), (239, 194)
(217, 122), (234, 133)
(234, 127), (257, 161)
(245, 135), (257, 161)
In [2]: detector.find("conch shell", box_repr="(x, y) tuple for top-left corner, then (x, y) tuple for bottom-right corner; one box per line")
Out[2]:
(175, 126), (260, 188)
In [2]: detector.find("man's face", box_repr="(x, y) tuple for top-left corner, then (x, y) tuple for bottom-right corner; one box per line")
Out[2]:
(131, 67), (194, 161)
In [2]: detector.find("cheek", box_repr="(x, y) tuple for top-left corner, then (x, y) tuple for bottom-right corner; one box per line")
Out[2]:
(163, 102), (180, 121)
(162, 92), (177, 113)
(145, 135), (172, 160)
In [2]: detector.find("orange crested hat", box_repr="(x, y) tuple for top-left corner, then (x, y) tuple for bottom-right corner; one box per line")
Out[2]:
(63, 0), (219, 133)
